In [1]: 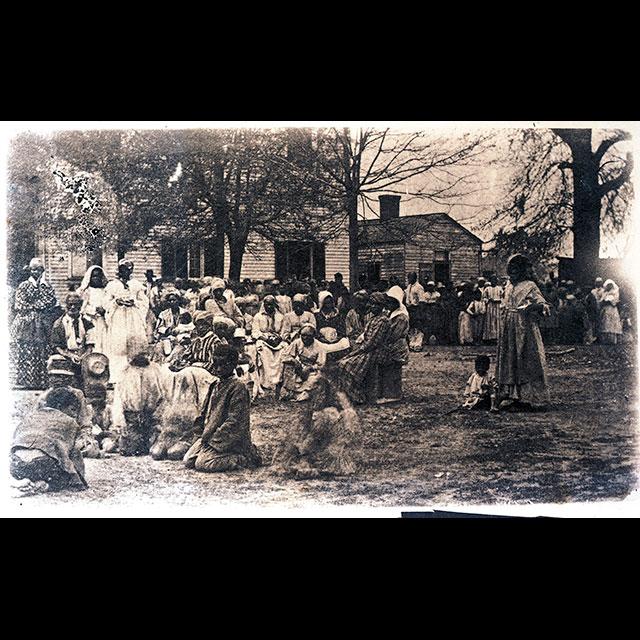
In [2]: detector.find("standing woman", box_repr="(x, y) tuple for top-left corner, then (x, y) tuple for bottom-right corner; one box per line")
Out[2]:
(481, 275), (503, 343)
(10, 258), (58, 389)
(599, 279), (623, 344)
(77, 265), (109, 355)
(377, 286), (409, 404)
(336, 292), (390, 405)
(496, 254), (550, 411)
(103, 259), (150, 384)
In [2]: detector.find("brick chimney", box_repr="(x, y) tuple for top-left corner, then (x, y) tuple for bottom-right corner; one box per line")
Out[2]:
(379, 195), (401, 220)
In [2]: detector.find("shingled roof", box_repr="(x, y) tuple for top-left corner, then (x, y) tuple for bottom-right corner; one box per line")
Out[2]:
(358, 213), (483, 246)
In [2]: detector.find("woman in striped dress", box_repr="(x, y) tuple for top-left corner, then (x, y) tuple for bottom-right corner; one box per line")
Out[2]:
(336, 292), (390, 405)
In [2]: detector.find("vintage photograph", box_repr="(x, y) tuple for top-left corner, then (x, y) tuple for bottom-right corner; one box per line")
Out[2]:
(2, 122), (638, 516)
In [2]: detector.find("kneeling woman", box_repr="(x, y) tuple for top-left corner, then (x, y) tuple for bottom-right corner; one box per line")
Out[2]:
(280, 324), (326, 402)
(184, 344), (262, 473)
(377, 286), (409, 404)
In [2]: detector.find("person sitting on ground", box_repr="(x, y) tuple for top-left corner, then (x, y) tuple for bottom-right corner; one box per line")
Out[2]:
(251, 294), (287, 392)
(315, 291), (350, 360)
(280, 324), (327, 402)
(37, 355), (104, 457)
(50, 293), (95, 387)
(202, 278), (244, 326)
(282, 293), (316, 342)
(462, 355), (498, 411)
(11, 387), (88, 494)
(153, 288), (188, 361)
(345, 290), (371, 344)
(184, 344), (262, 473)
(186, 311), (218, 375)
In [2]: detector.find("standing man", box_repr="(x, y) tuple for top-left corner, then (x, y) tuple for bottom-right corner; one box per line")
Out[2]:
(329, 272), (351, 312)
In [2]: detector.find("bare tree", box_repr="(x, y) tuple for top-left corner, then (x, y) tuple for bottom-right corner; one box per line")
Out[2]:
(272, 127), (492, 291)
(486, 128), (633, 283)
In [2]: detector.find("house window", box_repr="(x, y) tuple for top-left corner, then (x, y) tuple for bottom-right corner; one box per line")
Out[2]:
(418, 262), (432, 285)
(274, 241), (325, 281)
(360, 262), (381, 284)
(382, 253), (404, 282)
(162, 239), (217, 280)
(433, 250), (450, 285)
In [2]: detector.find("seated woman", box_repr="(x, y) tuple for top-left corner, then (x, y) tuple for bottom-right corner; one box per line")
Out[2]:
(280, 324), (327, 402)
(282, 293), (316, 342)
(345, 290), (371, 344)
(184, 344), (262, 473)
(11, 387), (88, 494)
(314, 291), (350, 360)
(251, 294), (287, 392)
(336, 292), (391, 405)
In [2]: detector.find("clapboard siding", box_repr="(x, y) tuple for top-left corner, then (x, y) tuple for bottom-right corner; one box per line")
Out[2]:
(325, 230), (350, 281)
(225, 234), (277, 281)
(358, 243), (406, 281)
(103, 239), (163, 283)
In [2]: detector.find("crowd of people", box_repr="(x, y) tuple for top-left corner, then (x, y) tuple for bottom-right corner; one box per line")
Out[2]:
(8, 254), (635, 494)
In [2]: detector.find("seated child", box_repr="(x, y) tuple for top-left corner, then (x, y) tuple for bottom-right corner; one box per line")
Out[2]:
(49, 293), (95, 387)
(462, 354), (497, 411)
(174, 311), (195, 340)
(280, 324), (326, 402)
(184, 343), (262, 473)
(11, 387), (88, 494)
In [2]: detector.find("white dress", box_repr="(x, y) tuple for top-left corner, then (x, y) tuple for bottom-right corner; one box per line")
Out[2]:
(104, 278), (150, 384)
(79, 286), (109, 355)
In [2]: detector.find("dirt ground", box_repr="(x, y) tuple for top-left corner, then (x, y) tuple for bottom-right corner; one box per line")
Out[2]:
(8, 344), (640, 513)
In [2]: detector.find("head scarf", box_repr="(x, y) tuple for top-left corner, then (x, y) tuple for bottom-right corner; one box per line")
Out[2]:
(29, 257), (44, 270)
(118, 258), (134, 268)
(386, 285), (409, 319)
(193, 310), (214, 324)
(260, 294), (278, 314)
(602, 279), (620, 304)
(293, 293), (307, 303)
(300, 323), (316, 337)
(162, 286), (181, 302)
(318, 290), (334, 308)
(78, 265), (107, 292)
(211, 277), (226, 291)
(369, 292), (387, 307)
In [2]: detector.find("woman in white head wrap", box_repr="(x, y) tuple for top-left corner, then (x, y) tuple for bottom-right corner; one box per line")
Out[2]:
(376, 286), (410, 403)
(202, 277), (244, 326)
(599, 279), (623, 344)
(103, 259), (150, 384)
(77, 265), (109, 354)
(282, 293), (316, 342)
(10, 257), (58, 389)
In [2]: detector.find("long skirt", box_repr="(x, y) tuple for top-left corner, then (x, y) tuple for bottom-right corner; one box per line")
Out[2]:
(10, 341), (50, 389)
(105, 307), (149, 384)
(378, 362), (403, 400)
(280, 364), (322, 400)
(255, 342), (285, 390)
(458, 312), (474, 345)
(471, 315), (485, 344)
(482, 301), (501, 341)
(496, 311), (549, 408)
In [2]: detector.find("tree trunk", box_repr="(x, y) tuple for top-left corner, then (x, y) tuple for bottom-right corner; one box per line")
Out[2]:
(347, 192), (359, 292)
(227, 233), (248, 282)
(554, 129), (601, 286)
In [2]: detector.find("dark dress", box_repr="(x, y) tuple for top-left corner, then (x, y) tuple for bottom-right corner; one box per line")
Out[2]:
(10, 277), (58, 389)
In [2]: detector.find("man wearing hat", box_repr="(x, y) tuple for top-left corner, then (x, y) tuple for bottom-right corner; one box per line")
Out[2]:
(50, 293), (96, 388)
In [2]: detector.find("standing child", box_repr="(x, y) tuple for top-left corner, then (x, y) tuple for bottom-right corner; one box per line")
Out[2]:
(466, 289), (486, 346)
(496, 254), (550, 411)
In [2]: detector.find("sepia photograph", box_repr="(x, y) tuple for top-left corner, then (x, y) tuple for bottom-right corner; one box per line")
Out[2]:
(2, 121), (638, 517)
